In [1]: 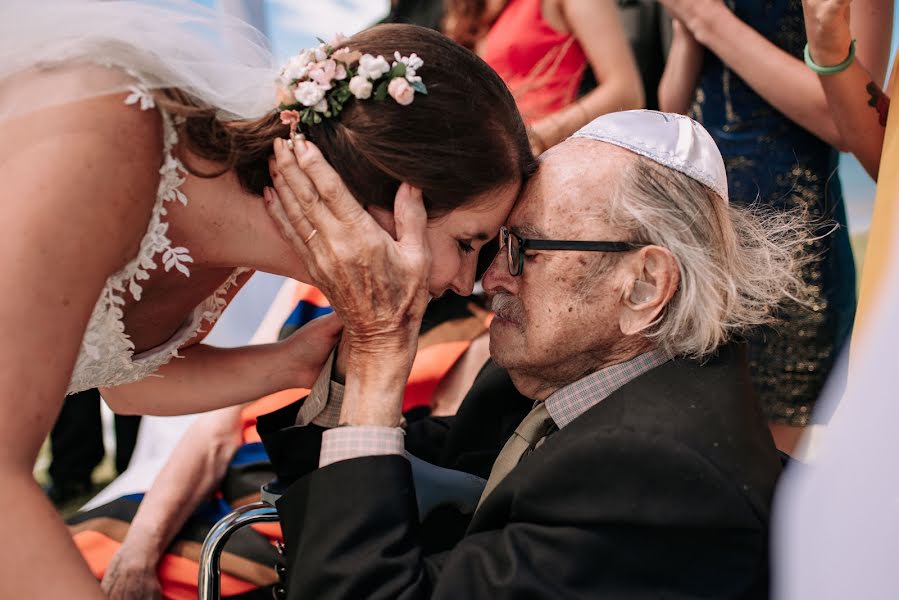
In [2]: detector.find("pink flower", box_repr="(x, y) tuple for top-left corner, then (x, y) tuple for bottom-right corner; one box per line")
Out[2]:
(276, 87), (295, 107)
(309, 59), (340, 89)
(332, 47), (362, 65)
(388, 77), (415, 106)
(279, 110), (301, 127)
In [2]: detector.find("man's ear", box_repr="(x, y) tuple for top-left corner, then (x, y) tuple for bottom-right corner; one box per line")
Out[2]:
(619, 246), (679, 336)
(367, 204), (397, 239)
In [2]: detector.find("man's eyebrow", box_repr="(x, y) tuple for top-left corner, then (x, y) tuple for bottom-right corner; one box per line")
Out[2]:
(511, 224), (547, 238)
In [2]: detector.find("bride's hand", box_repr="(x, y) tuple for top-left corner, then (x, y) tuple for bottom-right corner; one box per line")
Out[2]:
(280, 311), (343, 389)
(266, 137), (430, 368)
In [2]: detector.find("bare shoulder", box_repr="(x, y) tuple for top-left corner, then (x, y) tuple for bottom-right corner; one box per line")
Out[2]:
(0, 88), (174, 458)
(0, 90), (166, 268)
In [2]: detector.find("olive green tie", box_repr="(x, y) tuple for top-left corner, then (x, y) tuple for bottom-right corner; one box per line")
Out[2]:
(477, 402), (555, 508)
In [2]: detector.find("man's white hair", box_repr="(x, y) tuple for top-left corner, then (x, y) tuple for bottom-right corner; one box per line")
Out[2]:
(608, 155), (813, 359)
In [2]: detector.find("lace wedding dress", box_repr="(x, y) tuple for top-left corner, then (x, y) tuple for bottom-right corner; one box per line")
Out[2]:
(0, 1), (279, 393)
(67, 82), (248, 394)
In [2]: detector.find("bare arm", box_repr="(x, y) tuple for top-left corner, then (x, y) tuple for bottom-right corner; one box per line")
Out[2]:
(658, 19), (705, 114)
(802, 0), (894, 177)
(0, 94), (164, 598)
(529, 0), (644, 150)
(661, 0), (892, 150)
(101, 310), (341, 416)
(100, 405), (244, 599)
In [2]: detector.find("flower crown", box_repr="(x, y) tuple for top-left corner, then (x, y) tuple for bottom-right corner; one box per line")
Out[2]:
(277, 35), (428, 136)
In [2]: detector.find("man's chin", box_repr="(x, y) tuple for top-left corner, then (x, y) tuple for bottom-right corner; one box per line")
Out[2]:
(488, 325), (519, 369)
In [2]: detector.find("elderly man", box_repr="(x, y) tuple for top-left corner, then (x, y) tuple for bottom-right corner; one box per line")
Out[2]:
(263, 110), (800, 599)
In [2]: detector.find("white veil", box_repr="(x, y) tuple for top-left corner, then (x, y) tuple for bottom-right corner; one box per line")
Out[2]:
(0, 0), (280, 123)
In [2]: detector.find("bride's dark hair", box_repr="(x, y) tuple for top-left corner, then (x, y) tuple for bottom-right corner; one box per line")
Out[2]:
(159, 24), (535, 217)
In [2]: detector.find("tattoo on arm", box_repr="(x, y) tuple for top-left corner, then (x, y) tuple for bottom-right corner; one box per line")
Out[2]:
(866, 82), (891, 127)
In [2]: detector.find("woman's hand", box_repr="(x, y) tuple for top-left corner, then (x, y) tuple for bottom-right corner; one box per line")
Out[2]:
(527, 123), (550, 155)
(279, 312), (344, 389)
(265, 137), (431, 425)
(802, 0), (853, 66)
(657, 0), (724, 41)
(101, 542), (162, 600)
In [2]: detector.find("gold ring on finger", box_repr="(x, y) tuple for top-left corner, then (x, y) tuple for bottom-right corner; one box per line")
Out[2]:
(303, 229), (318, 244)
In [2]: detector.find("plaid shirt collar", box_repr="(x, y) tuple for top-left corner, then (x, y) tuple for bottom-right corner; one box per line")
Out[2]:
(544, 349), (671, 429)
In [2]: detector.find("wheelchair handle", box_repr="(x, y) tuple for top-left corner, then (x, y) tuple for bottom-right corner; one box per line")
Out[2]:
(198, 501), (280, 600)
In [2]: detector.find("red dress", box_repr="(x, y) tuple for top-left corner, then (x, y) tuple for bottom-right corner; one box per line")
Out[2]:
(480, 0), (587, 124)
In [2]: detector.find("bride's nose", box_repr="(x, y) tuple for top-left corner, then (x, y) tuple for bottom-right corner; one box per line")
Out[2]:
(448, 263), (476, 297)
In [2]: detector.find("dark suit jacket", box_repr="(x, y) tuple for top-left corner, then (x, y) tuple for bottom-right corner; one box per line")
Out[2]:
(265, 345), (781, 599)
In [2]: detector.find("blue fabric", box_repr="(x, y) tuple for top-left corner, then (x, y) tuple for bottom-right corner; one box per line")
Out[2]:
(284, 302), (333, 327)
(195, 496), (235, 524)
(229, 442), (270, 467)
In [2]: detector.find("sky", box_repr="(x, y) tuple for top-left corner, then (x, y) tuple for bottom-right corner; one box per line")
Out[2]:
(185, 0), (894, 234)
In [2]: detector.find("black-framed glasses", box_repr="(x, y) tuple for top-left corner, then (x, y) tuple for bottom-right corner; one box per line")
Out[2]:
(500, 226), (647, 277)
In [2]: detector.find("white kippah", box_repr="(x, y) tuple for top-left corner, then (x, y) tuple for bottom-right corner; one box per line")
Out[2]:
(571, 109), (729, 203)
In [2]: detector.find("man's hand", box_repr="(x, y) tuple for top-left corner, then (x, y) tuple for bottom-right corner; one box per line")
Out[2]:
(265, 137), (431, 426)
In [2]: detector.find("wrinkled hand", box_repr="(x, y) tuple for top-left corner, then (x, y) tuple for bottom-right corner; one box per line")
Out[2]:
(101, 545), (162, 600)
(802, 0), (853, 66)
(265, 138), (430, 365)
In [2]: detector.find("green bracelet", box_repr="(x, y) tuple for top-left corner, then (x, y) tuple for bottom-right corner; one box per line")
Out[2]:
(804, 39), (856, 75)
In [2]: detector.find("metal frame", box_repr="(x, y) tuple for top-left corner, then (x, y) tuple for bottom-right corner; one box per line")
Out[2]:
(198, 501), (280, 600)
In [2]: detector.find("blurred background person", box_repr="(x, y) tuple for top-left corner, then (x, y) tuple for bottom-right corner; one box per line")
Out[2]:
(45, 390), (140, 507)
(657, 0), (892, 454)
(801, 0), (897, 343)
(802, 0), (894, 180)
(444, 0), (645, 154)
(581, 1), (673, 110)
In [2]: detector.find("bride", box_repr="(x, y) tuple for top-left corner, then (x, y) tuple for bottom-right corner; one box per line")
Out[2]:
(0, 1), (534, 595)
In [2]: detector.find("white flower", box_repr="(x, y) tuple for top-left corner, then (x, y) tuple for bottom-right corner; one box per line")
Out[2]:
(313, 44), (328, 62)
(357, 54), (390, 80)
(313, 98), (329, 113)
(282, 53), (311, 81)
(348, 75), (373, 99)
(394, 51), (423, 71)
(394, 52), (424, 82)
(329, 32), (349, 47)
(294, 81), (326, 107)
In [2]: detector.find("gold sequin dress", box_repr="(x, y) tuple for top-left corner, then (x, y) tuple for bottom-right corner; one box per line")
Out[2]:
(690, 0), (857, 426)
